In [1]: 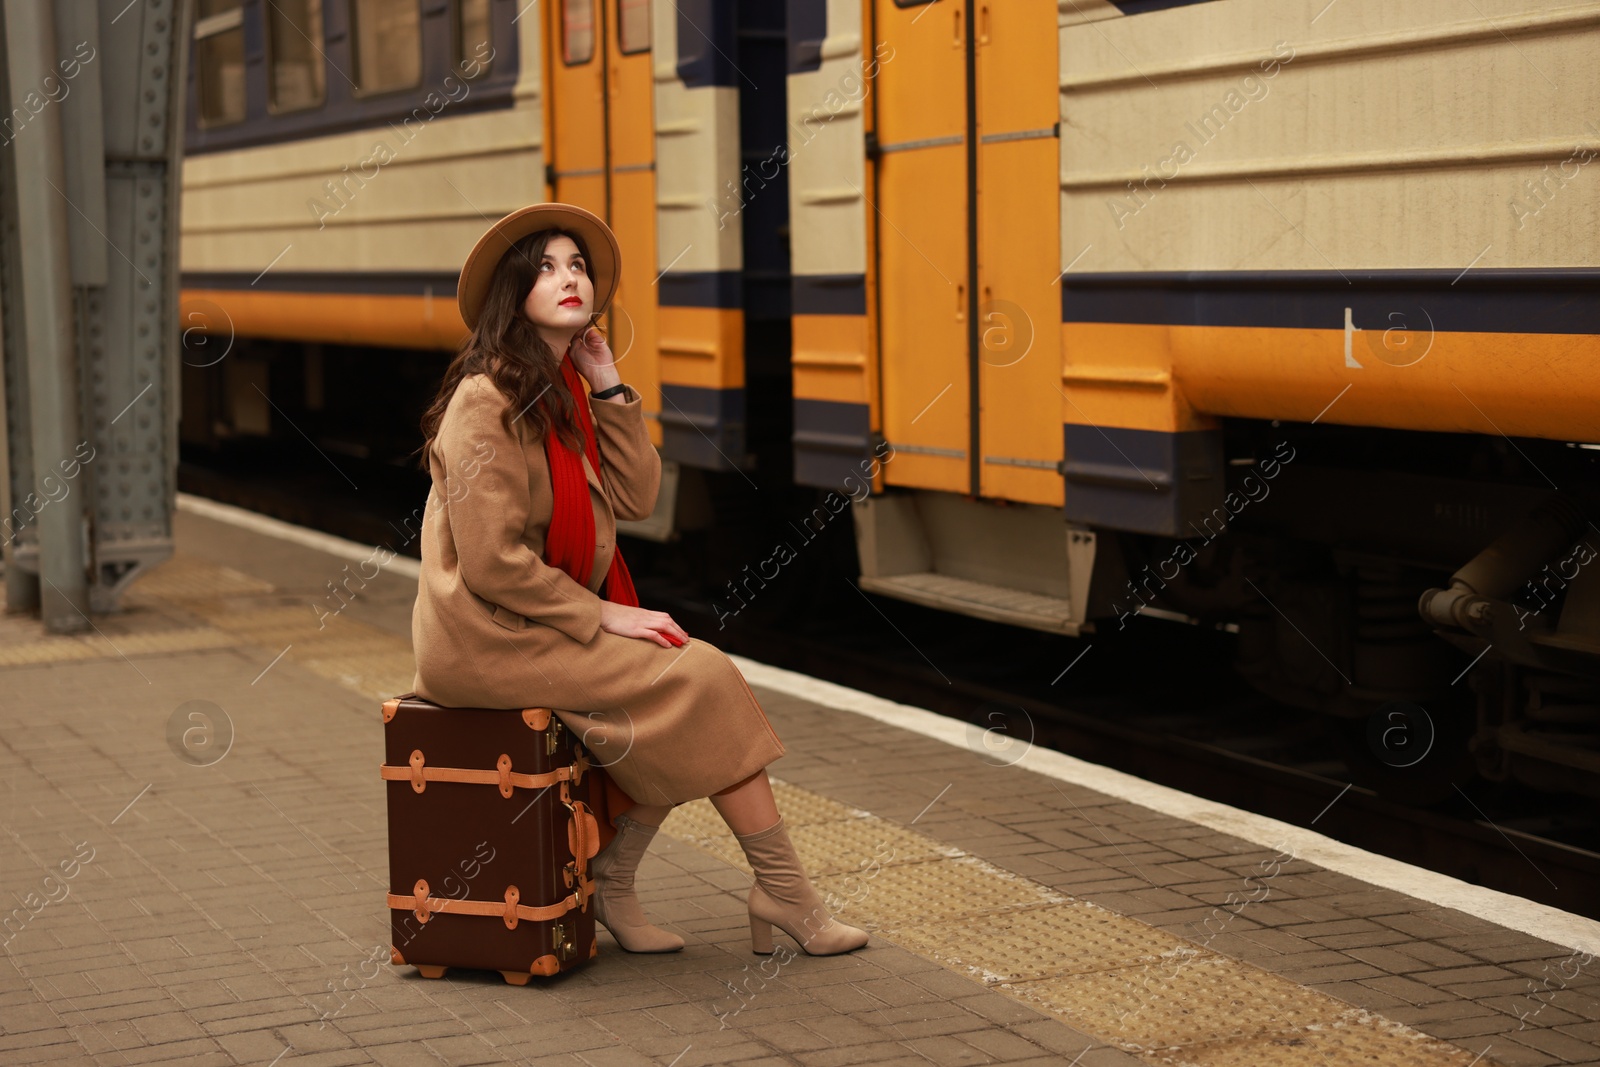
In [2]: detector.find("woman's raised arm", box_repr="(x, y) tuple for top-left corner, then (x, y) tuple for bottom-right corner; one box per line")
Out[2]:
(589, 383), (662, 522)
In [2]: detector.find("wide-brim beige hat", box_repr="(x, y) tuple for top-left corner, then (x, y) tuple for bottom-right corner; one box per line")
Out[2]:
(456, 202), (621, 331)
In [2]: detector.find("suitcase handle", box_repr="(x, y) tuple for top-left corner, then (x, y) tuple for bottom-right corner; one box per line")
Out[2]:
(564, 797), (599, 884)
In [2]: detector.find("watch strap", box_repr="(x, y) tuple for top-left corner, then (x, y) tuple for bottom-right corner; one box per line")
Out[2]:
(590, 382), (628, 400)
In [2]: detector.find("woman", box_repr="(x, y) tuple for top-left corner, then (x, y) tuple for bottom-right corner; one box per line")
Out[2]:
(410, 203), (867, 958)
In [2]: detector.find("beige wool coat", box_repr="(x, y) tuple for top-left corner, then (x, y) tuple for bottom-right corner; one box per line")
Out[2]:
(410, 372), (785, 806)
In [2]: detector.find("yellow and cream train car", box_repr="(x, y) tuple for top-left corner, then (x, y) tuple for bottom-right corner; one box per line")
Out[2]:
(179, 0), (1600, 796)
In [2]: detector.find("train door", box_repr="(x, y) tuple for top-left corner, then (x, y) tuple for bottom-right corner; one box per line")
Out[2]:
(546, 0), (606, 210)
(545, 0), (661, 436)
(872, 0), (970, 496)
(974, 0), (1063, 506)
(870, 0), (1061, 502)
(604, 0), (660, 432)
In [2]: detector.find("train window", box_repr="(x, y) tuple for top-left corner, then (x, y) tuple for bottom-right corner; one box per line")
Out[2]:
(195, 0), (246, 127)
(266, 0), (326, 112)
(562, 0), (595, 65)
(618, 0), (649, 54)
(457, 0), (493, 77)
(350, 0), (422, 94)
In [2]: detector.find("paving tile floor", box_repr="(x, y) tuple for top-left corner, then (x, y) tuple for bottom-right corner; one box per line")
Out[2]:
(1, 506), (1596, 1066)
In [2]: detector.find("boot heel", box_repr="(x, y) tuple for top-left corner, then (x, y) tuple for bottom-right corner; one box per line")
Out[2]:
(733, 817), (869, 957)
(749, 915), (774, 954)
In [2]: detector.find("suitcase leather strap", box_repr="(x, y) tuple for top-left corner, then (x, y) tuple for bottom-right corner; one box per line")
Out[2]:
(381, 749), (589, 797)
(388, 878), (594, 928)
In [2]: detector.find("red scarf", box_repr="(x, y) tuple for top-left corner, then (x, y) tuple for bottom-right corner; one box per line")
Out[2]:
(539, 349), (639, 847)
(541, 351), (638, 607)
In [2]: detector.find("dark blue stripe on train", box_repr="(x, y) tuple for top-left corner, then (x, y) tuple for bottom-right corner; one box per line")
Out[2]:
(662, 384), (745, 470)
(793, 398), (872, 490)
(1061, 270), (1600, 334)
(676, 0), (741, 88)
(181, 271), (457, 296)
(787, 0), (828, 74)
(1063, 425), (1222, 539)
(793, 274), (866, 317)
(1109, 0), (1223, 15)
(660, 271), (743, 309)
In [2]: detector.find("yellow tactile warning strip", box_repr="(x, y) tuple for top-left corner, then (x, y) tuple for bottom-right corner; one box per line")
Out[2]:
(0, 621), (239, 666)
(662, 788), (1499, 1067)
(886, 902), (1183, 982)
(0, 556), (417, 700)
(128, 555), (418, 702)
(126, 556), (276, 598)
(0, 563), (246, 666)
(32, 553), (1496, 1066)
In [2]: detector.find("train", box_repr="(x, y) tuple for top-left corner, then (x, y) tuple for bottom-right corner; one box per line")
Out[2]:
(177, 0), (1600, 799)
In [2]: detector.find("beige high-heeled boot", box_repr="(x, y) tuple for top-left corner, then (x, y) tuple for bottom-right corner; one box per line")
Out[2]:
(733, 816), (869, 956)
(589, 814), (684, 952)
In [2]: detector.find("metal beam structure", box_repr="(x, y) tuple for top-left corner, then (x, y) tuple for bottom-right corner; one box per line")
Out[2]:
(0, 0), (191, 629)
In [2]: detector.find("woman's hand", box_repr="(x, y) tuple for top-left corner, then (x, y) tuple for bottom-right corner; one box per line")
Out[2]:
(598, 600), (688, 648)
(570, 323), (618, 387)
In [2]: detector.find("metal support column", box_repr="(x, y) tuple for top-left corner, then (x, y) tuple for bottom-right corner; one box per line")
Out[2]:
(0, 0), (88, 630)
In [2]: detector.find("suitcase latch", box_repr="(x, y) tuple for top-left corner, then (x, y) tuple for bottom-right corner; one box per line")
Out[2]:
(553, 921), (576, 961)
(546, 720), (564, 757)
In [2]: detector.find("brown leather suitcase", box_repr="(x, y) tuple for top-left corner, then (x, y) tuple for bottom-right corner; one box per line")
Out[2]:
(380, 694), (599, 984)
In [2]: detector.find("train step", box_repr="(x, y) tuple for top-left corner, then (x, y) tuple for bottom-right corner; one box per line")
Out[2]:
(859, 571), (1083, 636)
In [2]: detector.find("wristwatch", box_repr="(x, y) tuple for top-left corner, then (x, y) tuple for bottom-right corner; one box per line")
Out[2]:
(590, 382), (628, 400)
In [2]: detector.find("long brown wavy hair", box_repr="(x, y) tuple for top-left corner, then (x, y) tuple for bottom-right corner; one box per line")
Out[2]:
(416, 227), (599, 470)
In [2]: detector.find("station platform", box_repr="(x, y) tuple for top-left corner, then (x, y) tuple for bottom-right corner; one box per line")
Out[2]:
(3, 495), (1599, 1067)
